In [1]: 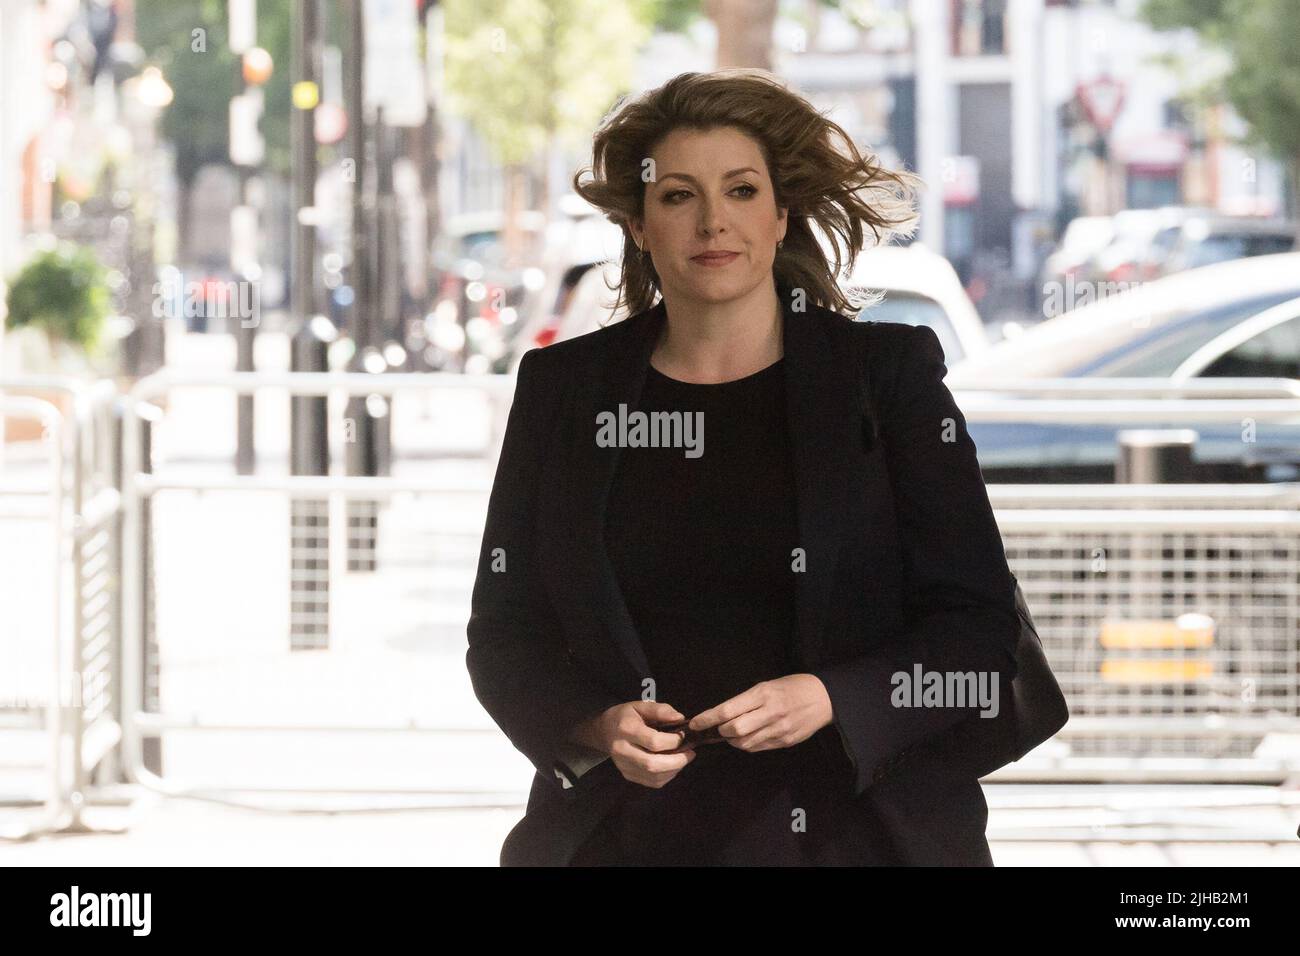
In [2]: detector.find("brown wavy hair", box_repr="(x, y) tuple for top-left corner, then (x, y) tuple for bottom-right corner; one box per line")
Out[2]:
(572, 68), (922, 318)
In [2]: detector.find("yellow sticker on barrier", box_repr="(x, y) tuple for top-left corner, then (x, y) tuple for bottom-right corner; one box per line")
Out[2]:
(1100, 659), (1214, 683)
(1100, 614), (1215, 649)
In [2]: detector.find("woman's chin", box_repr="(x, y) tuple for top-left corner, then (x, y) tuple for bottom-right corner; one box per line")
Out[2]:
(676, 274), (755, 304)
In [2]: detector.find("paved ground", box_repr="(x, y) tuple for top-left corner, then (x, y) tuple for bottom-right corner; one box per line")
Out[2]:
(4, 782), (1299, 866)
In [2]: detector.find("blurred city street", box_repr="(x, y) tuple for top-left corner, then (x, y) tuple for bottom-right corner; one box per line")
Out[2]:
(1, 328), (1297, 866)
(4, 0), (1300, 874)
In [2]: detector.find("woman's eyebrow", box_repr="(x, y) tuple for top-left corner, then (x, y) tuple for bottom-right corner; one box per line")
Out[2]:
(657, 167), (759, 185)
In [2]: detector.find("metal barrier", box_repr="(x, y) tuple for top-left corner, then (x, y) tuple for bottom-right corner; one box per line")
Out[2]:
(956, 377), (1300, 781)
(116, 369), (521, 810)
(0, 377), (125, 839)
(7, 370), (1300, 825)
(990, 484), (1300, 781)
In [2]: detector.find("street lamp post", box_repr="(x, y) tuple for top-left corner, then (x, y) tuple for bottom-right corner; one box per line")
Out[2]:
(230, 0), (271, 475)
(344, 0), (385, 573)
(289, 0), (330, 650)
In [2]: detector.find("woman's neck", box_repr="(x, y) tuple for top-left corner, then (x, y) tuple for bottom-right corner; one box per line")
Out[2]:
(650, 281), (784, 384)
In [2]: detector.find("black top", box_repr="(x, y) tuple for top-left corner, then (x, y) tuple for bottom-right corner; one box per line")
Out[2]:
(605, 357), (800, 719)
(581, 356), (896, 865)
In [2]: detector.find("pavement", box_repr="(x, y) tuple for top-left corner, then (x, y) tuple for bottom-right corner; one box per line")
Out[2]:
(4, 783), (1298, 866)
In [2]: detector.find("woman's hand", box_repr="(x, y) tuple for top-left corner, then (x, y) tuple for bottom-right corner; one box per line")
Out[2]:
(573, 700), (698, 788)
(687, 675), (833, 752)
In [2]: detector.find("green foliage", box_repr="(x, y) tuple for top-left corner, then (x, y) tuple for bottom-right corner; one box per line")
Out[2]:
(442, 0), (652, 165)
(134, 0), (294, 181)
(1141, 0), (1230, 35)
(1141, 0), (1300, 160)
(1222, 0), (1300, 160)
(5, 244), (112, 352)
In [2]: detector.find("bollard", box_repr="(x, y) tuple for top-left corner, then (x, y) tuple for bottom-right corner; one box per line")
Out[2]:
(1116, 429), (1199, 483)
(289, 316), (334, 650)
(1117, 430), (1198, 626)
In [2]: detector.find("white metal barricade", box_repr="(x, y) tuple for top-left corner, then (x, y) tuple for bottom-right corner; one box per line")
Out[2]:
(7, 369), (1300, 827)
(959, 378), (1300, 781)
(0, 377), (124, 840)
(117, 370), (523, 811)
(989, 486), (1300, 781)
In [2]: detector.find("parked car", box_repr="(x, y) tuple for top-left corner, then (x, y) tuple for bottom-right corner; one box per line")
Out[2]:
(1152, 215), (1297, 278)
(429, 210), (548, 372)
(1068, 292), (1300, 380)
(1037, 215), (1115, 293)
(506, 197), (624, 369)
(842, 243), (989, 368)
(508, 259), (629, 374)
(948, 253), (1300, 482)
(952, 253), (1300, 381)
(514, 242), (988, 374)
(1086, 206), (1212, 285)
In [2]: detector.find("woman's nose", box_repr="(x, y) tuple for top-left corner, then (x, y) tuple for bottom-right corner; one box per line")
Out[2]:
(697, 197), (727, 236)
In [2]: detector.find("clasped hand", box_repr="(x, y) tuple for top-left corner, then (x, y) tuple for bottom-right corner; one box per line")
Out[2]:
(578, 674), (833, 789)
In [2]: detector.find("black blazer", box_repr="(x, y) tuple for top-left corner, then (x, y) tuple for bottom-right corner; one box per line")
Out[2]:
(465, 287), (1023, 866)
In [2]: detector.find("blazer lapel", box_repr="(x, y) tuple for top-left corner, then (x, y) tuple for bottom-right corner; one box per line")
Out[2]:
(780, 293), (860, 670)
(538, 287), (861, 701)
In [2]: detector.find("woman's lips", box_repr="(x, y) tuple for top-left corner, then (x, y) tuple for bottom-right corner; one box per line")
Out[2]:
(690, 252), (740, 266)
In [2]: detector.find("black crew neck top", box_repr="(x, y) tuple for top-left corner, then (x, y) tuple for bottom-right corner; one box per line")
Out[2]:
(582, 354), (887, 865)
(605, 356), (797, 720)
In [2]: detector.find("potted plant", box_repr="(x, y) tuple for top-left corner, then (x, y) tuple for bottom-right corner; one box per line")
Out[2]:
(3, 241), (112, 443)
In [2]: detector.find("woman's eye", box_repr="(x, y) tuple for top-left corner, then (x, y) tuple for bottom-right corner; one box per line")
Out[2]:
(662, 184), (756, 203)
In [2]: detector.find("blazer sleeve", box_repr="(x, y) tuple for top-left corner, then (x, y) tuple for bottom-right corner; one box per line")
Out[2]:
(811, 322), (1020, 798)
(465, 348), (625, 795)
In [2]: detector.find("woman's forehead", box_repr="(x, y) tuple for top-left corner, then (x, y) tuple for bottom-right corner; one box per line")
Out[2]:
(650, 127), (770, 175)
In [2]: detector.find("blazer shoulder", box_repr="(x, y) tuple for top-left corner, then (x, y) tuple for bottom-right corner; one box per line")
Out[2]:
(812, 307), (894, 354)
(852, 318), (945, 364)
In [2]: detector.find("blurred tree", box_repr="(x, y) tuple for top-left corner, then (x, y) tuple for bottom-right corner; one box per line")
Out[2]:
(1142, 0), (1300, 223)
(443, 0), (651, 259)
(134, 0), (292, 261)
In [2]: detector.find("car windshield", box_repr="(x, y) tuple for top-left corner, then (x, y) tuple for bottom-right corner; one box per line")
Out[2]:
(856, 292), (963, 364)
(1200, 314), (1300, 378)
(1147, 225), (1181, 258)
(1078, 290), (1300, 376)
(1185, 232), (1295, 269)
(458, 230), (503, 259)
(1245, 233), (1295, 256)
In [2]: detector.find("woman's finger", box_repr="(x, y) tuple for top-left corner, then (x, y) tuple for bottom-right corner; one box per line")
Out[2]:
(636, 750), (696, 785)
(630, 722), (687, 754)
(613, 746), (694, 786)
(633, 700), (685, 723)
(717, 707), (768, 743)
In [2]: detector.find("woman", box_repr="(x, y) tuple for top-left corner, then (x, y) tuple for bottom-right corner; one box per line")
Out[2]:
(465, 70), (1022, 866)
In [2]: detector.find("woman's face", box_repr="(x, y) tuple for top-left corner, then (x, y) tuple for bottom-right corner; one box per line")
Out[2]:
(632, 125), (787, 305)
